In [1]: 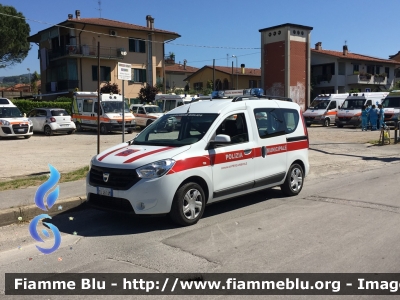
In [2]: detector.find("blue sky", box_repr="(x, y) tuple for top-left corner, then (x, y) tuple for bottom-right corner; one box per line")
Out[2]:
(1, 0), (400, 77)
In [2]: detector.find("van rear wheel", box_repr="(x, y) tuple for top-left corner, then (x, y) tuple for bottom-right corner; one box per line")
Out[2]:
(280, 163), (304, 196)
(169, 182), (205, 226)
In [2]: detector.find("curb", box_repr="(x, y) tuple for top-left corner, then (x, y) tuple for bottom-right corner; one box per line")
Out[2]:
(0, 196), (87, 227)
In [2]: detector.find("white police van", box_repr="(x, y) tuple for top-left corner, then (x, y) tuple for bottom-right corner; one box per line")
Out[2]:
(86, 97), (310, 226)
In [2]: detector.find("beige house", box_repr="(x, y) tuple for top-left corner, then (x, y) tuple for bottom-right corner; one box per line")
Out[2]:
(164, 60), (198, 90)
(28, 10), (180, 99)
(184, 65), (261, 91)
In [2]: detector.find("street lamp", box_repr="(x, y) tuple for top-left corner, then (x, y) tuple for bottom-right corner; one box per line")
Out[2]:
(27, 68), (31, 91)
(232, 55), (238, 89)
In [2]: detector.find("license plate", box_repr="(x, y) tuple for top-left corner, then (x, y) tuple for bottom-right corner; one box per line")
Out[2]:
(97, 187), (113, 196)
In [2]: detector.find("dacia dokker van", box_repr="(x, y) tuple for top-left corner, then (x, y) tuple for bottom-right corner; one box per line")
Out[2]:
(0, 99), (33, 139)
(86, 98), (310, 226)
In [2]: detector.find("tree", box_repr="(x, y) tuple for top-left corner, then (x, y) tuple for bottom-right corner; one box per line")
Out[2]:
(138, 83), (159, 103)
(100, 82), (120, 94)
(30, 71), (40, 94)
(0, 5), (31, 68)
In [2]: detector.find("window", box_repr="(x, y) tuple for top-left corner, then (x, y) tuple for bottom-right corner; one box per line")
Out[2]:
(249, 80), (257, 88)
(385, 67), (390, 77)
(91, 66), (111, 81)
(83, 99), (93, 112)
(129, 68), (146, 83)
(128, 38), (145, 53)
(338, 62), (345, 75)
(254, 108), (286, 138)
(215, 113), (249, 145)
(194, 82), (203, 90)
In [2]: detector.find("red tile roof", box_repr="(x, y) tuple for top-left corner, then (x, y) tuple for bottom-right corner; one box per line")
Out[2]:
(205, 65), (261, 76)
(65, 18), (180, 36)
(165, 63), (199, 73)
(311, 49), (398, 65)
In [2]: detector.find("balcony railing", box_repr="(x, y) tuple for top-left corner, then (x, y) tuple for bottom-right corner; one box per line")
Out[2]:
(347, 74), (387, 85)
(48, 45), (126, 60)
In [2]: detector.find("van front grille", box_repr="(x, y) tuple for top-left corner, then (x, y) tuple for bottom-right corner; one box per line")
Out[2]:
(89, 165), (140, 190)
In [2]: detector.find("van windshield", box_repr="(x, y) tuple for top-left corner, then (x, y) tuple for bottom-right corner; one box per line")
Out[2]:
(382, 97), (400, 108)
(341, 99), (365, 110)
(132, 113), (219, 147)
(0, 107), (23, 118)
(309, 99), (329, 109)
(102, 101), (130, 113)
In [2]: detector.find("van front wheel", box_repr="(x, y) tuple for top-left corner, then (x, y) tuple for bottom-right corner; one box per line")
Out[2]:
(169, 182), (205, 226)
(280, 163), (304, 196)
(100, 124), (108, 135)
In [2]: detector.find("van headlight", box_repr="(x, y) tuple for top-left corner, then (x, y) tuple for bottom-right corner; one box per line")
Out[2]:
(136, 159), (175, 178)
(0, 119), (10, 126)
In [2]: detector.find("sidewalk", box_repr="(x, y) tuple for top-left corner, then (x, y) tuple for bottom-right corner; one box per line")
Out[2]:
(0, 180), (87, 227)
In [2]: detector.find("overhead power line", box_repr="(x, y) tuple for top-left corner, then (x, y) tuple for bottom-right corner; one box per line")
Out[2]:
(0, 12), (261, 50)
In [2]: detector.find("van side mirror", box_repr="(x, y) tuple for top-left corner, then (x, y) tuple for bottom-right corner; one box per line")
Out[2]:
(208, 134), (231, 148)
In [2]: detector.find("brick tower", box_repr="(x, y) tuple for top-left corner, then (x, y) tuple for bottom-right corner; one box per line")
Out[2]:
(259, 23), (313, 110)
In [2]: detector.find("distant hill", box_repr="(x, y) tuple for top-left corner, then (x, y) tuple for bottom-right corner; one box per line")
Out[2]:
(0, 73), (39, 85)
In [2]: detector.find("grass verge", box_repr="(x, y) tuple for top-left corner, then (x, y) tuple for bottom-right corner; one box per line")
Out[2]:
(0, 166), (89, 192)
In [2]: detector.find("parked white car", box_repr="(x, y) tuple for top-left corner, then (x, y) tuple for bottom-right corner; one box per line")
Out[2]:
(27, 108), (76, 136)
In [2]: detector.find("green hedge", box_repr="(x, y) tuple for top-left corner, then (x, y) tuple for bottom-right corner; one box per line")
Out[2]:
(12, 100), (72, 115)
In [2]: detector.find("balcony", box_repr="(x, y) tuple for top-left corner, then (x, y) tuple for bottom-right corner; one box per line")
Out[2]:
(48, 45), (126, 61)
(346, 74), (387, 85)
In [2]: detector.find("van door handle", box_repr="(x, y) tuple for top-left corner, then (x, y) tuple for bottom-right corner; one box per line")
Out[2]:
(261, 146), (266, 158)
(244, 149), (252, 155)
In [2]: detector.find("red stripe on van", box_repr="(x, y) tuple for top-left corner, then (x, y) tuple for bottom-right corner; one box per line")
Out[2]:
(98, 146), (127, 161)
(168, 156), (211, 174)
(287, 140), (309, 151)
(123, 147), (172, 163)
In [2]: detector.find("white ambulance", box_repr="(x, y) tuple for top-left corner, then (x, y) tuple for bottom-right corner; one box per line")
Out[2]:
(381, 90), (400, 127)
(86, 97), (310, 226)
(335, 92), (388, 128)
(72, 92), (136, 134)
(303, 93), (348, 127)
(0, 98), (33, 139)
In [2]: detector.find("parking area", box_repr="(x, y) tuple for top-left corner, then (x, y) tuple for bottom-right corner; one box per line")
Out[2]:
(0, 125), (398, 181)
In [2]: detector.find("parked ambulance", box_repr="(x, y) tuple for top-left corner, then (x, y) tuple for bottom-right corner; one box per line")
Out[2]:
(335, 92), (388, 128)
(154, 94), (188, 112)
(71, 92), (136, 134)
(86, 97), (309, 226)
(0, 98), (33, 139)
(303, 93), (348, 127)
(381, 90), (400, 126)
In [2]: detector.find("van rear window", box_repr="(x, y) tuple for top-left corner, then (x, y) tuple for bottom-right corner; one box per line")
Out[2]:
(254, 108), (299, 138)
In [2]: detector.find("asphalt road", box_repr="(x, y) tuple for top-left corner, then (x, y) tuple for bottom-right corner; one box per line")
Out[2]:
(0, 126), (400, 299)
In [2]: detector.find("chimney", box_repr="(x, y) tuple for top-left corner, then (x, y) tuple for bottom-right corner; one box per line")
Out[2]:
(315, 42), (322, 50)
(343, 45), (348, 56)
(68, 14), (73, 20)
(183, 59), (187, 70)
(75, 10), (81, 20)
(146, 15), (154, 29)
